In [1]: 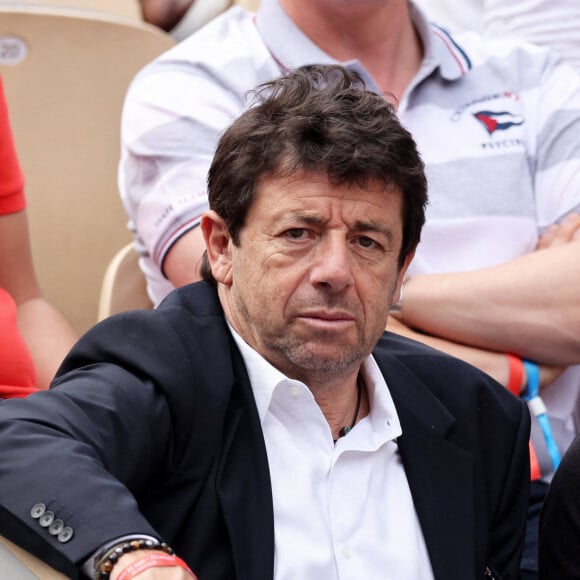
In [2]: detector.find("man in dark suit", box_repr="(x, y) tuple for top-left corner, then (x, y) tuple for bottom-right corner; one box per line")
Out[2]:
(0, 65), (530, 580)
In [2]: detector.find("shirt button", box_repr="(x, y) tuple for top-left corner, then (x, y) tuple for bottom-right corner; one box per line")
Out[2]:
(39, 511), (55, 527)
(57, 527), (74, 543)
(289, 385), (301, 397)
(30, 503), (46, 519)
(342, 546), (352, 559)
(49, 519), (65, 536)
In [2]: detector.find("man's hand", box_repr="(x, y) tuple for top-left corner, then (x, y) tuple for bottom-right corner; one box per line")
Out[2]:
(392, 213), (580, 365)
(110, 550), (198, 580)
(536, 212), (580, 250)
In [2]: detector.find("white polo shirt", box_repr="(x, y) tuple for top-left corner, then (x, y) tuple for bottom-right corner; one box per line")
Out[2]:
(120, 0), (580, 303)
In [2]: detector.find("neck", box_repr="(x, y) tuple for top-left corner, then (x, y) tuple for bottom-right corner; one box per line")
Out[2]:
(279, 0), (423, 99)
(312, 371), (369, 441)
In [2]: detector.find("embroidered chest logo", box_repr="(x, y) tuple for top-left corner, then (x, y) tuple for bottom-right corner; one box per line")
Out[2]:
(451, 91), (525, 150)
(472, 110), (524, 135)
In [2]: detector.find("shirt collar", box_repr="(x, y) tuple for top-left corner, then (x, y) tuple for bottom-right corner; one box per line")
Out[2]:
(255, 0), (470, 86)
(228, 322), (290, 423)
(255, 0), (337, 72)
(227, 323), (402, 441)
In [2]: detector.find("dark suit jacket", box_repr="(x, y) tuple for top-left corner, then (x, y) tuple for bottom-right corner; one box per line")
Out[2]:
(539, 434), (580, 579)
(0, 282), (530, 580)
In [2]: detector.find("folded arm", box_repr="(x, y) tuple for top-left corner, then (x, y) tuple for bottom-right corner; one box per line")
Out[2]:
(386, 317), (563, 389)
(397, 215), (580, 366)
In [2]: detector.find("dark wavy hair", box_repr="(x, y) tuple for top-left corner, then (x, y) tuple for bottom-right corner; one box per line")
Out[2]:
(200, 64), (427, 283)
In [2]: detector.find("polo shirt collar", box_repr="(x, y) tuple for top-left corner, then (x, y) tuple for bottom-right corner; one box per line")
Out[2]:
(255, 0), (470, 88)
(255, 0), (336, 71)
(413, 2), (472, 80)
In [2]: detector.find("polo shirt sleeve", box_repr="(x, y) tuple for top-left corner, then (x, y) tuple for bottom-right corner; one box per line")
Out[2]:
(533, 52), (580, 225)
(117, 9), (275, 282)
(119, 45), (247, 273)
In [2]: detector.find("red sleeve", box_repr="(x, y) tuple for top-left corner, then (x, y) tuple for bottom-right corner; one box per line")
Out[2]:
(0, 288), (38, 398)
(0, 76), (36, 397)
(0, 75), (26, 215)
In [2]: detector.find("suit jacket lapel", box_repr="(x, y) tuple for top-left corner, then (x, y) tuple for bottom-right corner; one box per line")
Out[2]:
(177, 287), (274, 579)
(215, 338), (274, 580)
(382, 358), (476, 580)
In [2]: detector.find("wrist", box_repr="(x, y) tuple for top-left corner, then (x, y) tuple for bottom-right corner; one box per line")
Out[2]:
(114, 552), (194, 580)
(110, 551), (150, 580)
(93, 537), (175, 580)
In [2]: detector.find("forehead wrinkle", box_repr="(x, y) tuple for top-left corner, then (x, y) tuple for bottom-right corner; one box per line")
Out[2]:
(298, 213), (330, 226)
(272, 207), (330, 225)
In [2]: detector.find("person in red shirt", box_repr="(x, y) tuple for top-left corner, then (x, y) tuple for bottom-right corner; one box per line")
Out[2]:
(0, 75), (77, 398)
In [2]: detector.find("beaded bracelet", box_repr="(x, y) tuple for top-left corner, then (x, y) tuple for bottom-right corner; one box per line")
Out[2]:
(93, 538), (175, 580)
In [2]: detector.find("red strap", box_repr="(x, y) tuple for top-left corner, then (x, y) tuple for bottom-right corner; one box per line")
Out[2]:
(116, 553), (195, 580)
(508, 355), (542, 480)
(506, 354), (524, 396)
(529, 440), (542, 481)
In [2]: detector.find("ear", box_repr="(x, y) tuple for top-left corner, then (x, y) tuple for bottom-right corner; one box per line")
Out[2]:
(392, 249), (415, 305)
(200, 210), (234, 285)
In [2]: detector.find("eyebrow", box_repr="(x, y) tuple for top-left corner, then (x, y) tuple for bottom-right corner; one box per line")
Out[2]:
(286, 213), (395, 242)
(352, 219), (395, 241)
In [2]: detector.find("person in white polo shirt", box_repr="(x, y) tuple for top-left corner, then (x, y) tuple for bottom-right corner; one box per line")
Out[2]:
(118, 3), (580, 576)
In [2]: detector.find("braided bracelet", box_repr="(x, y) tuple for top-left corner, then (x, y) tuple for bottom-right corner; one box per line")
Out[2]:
(93, 538), (175, 580)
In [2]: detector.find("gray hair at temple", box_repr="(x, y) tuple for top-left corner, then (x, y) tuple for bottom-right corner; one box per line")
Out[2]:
(200, 64), (428, 284)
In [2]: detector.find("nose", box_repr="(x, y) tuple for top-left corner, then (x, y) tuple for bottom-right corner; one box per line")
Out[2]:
(309, 234), (354, 293)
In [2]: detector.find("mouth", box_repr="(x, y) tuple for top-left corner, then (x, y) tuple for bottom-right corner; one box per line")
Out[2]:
(296, 311), (356, 330)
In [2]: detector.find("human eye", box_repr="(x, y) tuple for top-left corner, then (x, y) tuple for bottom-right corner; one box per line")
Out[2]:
(355, 235), (381, 250)
(283, 228), (309, 240)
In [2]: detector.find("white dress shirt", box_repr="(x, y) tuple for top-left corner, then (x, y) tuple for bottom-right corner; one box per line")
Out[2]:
(230, 327), (434, 580)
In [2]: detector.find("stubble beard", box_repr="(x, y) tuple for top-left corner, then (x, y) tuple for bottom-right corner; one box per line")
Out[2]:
(269, 331), (369, 385)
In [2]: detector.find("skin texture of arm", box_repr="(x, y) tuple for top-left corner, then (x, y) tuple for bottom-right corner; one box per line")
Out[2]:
(0, 210), (77, 388)
(162, 226), (206, 289)
(397, 214), (580, 367)
(386, 316), (563, 389)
